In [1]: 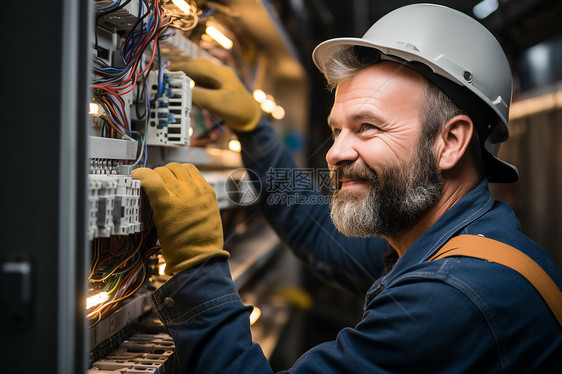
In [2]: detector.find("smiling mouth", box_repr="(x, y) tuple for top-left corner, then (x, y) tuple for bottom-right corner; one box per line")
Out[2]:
(338, 178), (370, 191)
(330, 164), (377, 191)
(340, 178), (368, 183)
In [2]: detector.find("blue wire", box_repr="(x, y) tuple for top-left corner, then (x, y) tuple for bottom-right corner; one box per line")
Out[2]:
(121, 0), (143, 64)
(103, 108), (128, 134)
(121, 0), (149, 65)
(106, 95), (130, 130)
(95, 0), (122, 11)
(96, 66), (126, 73)
(123, 17), (152, 65)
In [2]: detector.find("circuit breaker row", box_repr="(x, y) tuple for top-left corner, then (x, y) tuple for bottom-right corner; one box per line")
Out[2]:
(89, 175), (146, 240)
(89, 333), (176, 374)
(147, 71), (192, 146)
(88, 170), (258, 240)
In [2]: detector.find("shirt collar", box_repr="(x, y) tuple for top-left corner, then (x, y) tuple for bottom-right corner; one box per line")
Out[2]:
(383, 178), (494, 280)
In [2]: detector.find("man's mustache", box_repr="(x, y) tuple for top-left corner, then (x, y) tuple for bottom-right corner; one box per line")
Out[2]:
(330, 163), (378, 190)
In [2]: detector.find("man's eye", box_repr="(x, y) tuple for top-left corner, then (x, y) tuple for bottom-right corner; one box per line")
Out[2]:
(332, 128), (341, 139)
(361, 123), (378, 132)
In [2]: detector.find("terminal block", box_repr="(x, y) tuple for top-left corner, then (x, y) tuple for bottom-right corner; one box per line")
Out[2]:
(88, 179), (102, 241)
(96, 176), (118, 238)
(88, 169), (258, 239)
(90, 159), (121, 175)
(113, 177), (142, 235)
(89, 175), (144, 238)
(147, 70), (192, 146)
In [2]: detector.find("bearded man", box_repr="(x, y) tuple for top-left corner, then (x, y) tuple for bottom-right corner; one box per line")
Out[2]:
(133, 4), (562, 373)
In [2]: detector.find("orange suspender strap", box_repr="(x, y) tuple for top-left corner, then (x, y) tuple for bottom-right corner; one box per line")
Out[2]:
(427, 234), (562, 328)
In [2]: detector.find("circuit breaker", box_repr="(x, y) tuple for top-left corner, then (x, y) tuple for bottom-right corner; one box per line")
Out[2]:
(146, 70), (192, 146)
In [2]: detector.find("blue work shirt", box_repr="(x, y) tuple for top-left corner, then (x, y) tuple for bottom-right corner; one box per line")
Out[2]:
(151, 121), (562, 373)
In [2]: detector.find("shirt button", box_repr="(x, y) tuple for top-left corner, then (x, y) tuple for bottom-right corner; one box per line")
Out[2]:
(163, 297), (175, 308)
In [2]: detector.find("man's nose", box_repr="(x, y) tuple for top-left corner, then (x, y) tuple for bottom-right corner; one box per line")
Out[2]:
(326, 130), (359, 167)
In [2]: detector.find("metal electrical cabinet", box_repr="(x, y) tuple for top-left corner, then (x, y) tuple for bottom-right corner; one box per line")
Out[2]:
(1, 1), (92, 373)
(0, 1), (308, 373)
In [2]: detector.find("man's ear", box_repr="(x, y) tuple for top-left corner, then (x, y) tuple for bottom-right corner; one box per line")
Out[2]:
(434, 115), (474, 171)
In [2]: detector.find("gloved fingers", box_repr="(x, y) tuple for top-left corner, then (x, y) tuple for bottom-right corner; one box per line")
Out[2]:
(170, 58), (228, 89)
(167, 162), (200, 190)
(190, 86), (229, 113)
(154, 165), (187, 197)
(167, 162), (216, 196)
(190, 58), (236, 82)
(132, 167), (169, 203)
(182, 164), (217, 195)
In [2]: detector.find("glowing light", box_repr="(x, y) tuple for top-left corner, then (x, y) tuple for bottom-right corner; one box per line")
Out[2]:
(253, 89), (266, 103)
(473, 0), (498, 19)
(189, 79), (195, 89)
(228, 140), (241, 152)
(189, 126), (194, 137)
(249, 306), (261, 325)
(272, 105), (285, 120)
(172, 0), (191, 15)
(89, 103), (103, 116)
(86, 292), (109, 309)
(159, 263), (166, 275)
(260, 96), (276, 113)
(205, 25), (233, 50)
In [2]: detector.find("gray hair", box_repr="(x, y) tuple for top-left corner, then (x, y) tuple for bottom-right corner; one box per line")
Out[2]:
(322, 46), (484, 180)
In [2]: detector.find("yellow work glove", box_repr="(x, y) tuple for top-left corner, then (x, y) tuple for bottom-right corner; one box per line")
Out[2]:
(132, 163), (228, 275)
(170, 58), (261, 132)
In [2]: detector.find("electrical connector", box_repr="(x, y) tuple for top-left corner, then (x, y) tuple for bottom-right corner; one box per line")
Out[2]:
(88, 175), (145, 239)
(146, 70), (192, 146)
(88, 179), (102, 241)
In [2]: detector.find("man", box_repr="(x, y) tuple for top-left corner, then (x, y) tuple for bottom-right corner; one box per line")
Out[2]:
(133, 4), (562, 373)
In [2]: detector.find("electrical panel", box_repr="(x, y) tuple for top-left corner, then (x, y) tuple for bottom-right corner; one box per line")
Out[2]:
(82, 1), (309, 372)
(1, 0), (309, 371)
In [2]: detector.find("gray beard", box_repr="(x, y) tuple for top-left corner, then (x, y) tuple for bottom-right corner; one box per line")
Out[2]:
(330, 141), (443, 238)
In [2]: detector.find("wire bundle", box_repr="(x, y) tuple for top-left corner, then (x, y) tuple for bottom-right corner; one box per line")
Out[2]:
(87, 228), (160, 325)
(92, 0), (173, 165)
(161, 0), (201, 31)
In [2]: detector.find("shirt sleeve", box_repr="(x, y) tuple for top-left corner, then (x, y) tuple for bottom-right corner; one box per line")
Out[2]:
(151, 258), (273, 374)
(152, 258), (499, 374)
(236, 120), (389, 294)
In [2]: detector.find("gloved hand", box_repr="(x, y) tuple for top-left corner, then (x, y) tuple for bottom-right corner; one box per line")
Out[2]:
(170, 58), (261, 132)
(132, 162), (228, 275)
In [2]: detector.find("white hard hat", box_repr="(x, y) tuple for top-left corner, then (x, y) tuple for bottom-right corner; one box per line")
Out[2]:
(313, 3), (518, 183)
